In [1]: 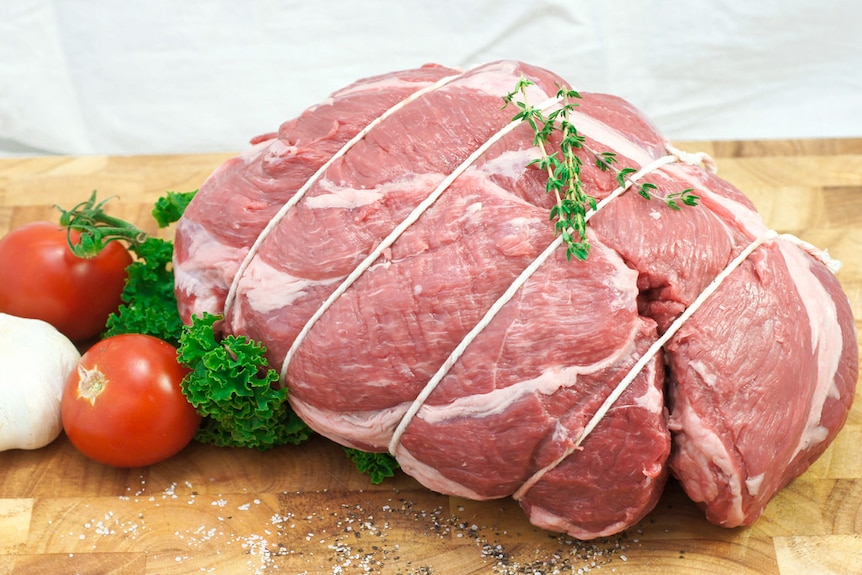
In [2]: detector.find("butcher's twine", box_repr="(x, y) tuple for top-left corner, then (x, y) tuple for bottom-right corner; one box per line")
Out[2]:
(277, 92), (563, 384)
(222, 72), (465, 323)
(221, 69), (839, 500)
(385, 144), (714, 454)
(511, 228), (778, 500)
(386, 143), (725, 458)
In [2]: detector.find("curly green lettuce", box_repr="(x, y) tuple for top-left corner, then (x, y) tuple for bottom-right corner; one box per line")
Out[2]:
(59, 189), (401, 482)
(344, 447), (401, 484)
(177, 312), (312, 449)
(60, 190), (196, 346)
(102, 236), (184, 345)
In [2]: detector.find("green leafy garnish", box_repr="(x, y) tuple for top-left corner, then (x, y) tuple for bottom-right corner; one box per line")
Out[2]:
(504, 77), (594, 261)
(152, 190), (198, 227)
(615, 167), (638, 190)
(343, 448), (401, 485)
(614, 166), (700, 209)
(57, 190), (195, 345)
(178, 312), (312, 449)
(56, 189), (400, 482)
(503, 76), (700, 260)
(665, 188), (700, 210)
(103, 236), (184, 345)
(594, 150), (618, 172)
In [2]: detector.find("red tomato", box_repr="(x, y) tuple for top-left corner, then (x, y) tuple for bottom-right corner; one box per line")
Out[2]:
(61, 334), (202, 468)
(0, 221), (132, 342)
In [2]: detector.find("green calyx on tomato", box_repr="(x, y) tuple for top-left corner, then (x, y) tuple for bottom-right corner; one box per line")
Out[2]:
(57, 191), (149, 258)
(57, 190), (197, 346)
(50, 190), (399, 483)
(0, 221), (132, 342)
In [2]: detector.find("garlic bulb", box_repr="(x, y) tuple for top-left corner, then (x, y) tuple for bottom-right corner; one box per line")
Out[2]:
(0, 313), (81, 451)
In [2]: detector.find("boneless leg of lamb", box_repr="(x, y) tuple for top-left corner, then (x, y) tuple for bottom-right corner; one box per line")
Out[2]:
(172, 60), (858, 538)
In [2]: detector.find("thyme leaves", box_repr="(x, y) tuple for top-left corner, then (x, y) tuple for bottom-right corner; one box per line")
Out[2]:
(503, 75), (700, 260)
(504, 77), (593, 261)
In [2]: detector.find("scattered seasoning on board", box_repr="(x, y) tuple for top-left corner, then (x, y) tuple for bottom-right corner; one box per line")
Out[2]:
(48, 478), (641, 574)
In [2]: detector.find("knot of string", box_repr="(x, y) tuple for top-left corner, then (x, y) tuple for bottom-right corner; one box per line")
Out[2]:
(665, 141), (718, 174)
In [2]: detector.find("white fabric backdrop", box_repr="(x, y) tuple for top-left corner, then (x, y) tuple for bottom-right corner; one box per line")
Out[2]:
(1, 0), (860, 156)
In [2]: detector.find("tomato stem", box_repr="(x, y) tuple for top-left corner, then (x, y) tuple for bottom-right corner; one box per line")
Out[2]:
(57, 191), (149, 258)
(76, 363), (108, 406)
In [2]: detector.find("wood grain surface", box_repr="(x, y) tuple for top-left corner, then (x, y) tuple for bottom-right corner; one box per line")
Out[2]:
(0, 139), (860, 575)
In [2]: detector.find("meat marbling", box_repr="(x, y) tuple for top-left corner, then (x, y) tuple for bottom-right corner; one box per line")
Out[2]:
(173, 60), (858, 538)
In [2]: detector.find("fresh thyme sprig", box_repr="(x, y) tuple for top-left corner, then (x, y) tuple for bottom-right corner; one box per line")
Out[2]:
(504, 77), (594, 261)
(613, 168), (698, 209)
(504, 76), (701, 260)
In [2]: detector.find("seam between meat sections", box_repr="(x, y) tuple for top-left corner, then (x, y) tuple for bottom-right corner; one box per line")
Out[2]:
(385, 146), (718, 456)
(505, 228), (843, 502)
(221, 64), (827, 493)
(510, 228), (781, 502)
(221, 72), (465, 324)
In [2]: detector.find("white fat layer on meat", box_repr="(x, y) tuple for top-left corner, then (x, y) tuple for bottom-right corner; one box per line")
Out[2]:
(526, 505), (630, 540)
(173, 219), (249, 315)
(241, 257), (338, 314)
(417, 365), (582, 425)
(688, 359), (719, 388)
(566, 108), (654, 167)
(304, 97), (335, 113)
(664, 162), (769, 237)
(330, 75), (448, 100)
(289, 396), (409, 451)
(605, 252), (642, 306)
(260, 137), (293, 159)
(394, 446), (487, 501)
(474, 147), (537, 183)
(777, 239), (844, 459)
(416, 321), (643, 426)
(239, 138), (272, 160)
(465, 201), (482, 217)
(506, 216), (533, 228)
(456, 60), (553, 103)
(632, 364), (663, 413)
(305, 184), (383, 210)
(174, 268), (223, 318)
(670, 397), (745, 526)
(745, 473), (765, 497)
(305, 172), (445, 210)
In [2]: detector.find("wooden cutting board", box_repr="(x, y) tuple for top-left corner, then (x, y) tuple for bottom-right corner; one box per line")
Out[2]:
(0, 139), (860, 575)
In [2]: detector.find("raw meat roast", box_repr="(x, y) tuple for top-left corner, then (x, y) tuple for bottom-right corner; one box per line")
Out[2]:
(173, 60), (858, 539)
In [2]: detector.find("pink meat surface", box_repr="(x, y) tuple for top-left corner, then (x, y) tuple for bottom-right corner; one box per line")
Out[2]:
(173, 60), (858, 538)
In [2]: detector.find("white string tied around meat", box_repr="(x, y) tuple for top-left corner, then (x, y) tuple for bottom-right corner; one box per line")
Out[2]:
(222, 72), (464, 323)
(386, 143), (719, 456)
(278, 93), (566, 384)
(665, 141), (718, 174)
(217, 70), (840, 502)
(244, 72), (728, 467)
(511, 228), (780, 501)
